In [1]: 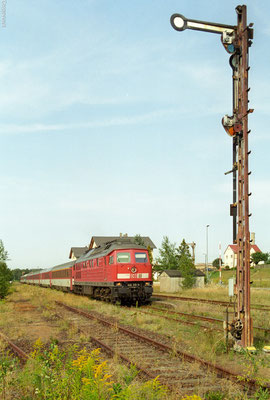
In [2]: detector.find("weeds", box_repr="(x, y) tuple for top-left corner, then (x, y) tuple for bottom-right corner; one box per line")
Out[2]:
(0, 352), (17, 400)
(1, 339), (167, 399)
(237, 349), (270, 386)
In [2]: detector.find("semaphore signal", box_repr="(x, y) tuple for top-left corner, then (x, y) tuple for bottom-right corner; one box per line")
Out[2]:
(170, 5), (254, 349)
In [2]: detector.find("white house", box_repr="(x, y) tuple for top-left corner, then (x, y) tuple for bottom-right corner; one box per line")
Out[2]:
(224, 244), (261, 268)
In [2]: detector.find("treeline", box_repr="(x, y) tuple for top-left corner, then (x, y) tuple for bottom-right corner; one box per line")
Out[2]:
(0, 240), (12, 299)
(10, 268), (41, 281)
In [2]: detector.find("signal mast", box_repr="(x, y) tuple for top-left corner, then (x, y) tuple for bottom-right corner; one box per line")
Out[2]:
(170, 5), (254, 347)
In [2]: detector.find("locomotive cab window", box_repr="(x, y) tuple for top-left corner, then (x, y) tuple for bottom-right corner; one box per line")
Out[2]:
(109, 256), (114, 264)
(135, 252), (148, 263)
(117, 252), (130, 263)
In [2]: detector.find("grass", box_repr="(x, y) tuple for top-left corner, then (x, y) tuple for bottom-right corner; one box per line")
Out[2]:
(155, 280), (270, 308)
(210, 266), (270, 289)
(0, 342), (168, 400)
(1, 283), (270, 399)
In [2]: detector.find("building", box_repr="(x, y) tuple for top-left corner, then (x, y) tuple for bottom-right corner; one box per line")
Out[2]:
(69, 235), (156, 262)
(158, 269), (205, 293)
(69, 246), (88, 260)
(224, 243), (261, 269)
(195, 263), (206, 272)
(88, 235), (156, 250)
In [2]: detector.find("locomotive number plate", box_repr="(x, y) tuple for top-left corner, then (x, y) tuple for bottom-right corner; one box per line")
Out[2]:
(135, 273), (149, 279)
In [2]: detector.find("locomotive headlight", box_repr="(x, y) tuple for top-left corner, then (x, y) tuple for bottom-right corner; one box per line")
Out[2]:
(131, 267), (137, 273)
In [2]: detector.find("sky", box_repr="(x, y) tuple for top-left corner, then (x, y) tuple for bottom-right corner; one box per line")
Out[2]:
(1, 0), (270, 269)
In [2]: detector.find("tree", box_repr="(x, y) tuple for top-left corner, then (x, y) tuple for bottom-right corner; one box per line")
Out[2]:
(0, 240), (8, 261)
(250, 251), (268, 265)
(212, 258), (223, 269)
(154, 236), (178, 272)
(177, 239), (196, 289)
(10, 268), (26, 281)
(147, 246), (153, 264)
(134, 234), (146, 247)
(177, 239), (192, 260)
(11, 268), (41, 281)
(0, 261), (12, 299)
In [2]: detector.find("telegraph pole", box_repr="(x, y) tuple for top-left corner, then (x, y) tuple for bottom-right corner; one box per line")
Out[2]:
(170, 5), (254, 347)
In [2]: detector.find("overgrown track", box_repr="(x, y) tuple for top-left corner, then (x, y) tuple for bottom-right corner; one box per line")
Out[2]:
(0, 330), (29, 362)
(152, 294), (270, 312)
(136, 308), (223, 332)
(145, 305), (270, 335)
(56, 301), (269, 396)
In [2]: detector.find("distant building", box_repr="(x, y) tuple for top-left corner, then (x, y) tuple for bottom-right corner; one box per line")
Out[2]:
(224, 243), (261, 269)
(158, 269), (205, 293)
(69, 246), (88, 260)
(88, 235), (156, 250)
(195, 263), (206, 272)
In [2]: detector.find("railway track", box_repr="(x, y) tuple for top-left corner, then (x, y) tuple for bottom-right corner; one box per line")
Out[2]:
(152, 294), (270, 312)
(2, 289), (269, 397)
(55, 300), (269, 396)
(0, 330), (29, 362)
(144, 305), (270, 335)
(136, 308), (224, 332)
(0, 302), (224, 396)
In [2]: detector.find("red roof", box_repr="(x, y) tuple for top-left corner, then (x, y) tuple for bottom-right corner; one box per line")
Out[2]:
(228, 244), (261, 253)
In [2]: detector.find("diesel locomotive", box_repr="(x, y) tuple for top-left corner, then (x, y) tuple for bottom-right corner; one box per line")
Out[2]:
(21, 239), (153, 304)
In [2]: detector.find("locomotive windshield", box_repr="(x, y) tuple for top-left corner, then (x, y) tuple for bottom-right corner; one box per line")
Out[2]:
(135, 252), (148, 263)
(117, 252), (130, 263)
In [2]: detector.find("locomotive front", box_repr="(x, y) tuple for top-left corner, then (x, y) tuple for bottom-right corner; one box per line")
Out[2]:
(113, 247), (153, 303)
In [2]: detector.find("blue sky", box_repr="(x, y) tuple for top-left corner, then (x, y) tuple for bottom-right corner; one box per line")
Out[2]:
(1, 0), (270, 269)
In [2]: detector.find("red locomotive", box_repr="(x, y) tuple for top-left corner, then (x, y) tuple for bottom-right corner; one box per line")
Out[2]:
(21, 239), (153, 304)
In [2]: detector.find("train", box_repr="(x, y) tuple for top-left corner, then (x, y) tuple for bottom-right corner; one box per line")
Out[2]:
(20, 238), (153, 304)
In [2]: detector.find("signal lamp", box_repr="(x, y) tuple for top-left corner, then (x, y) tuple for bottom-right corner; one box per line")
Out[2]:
(222, 115), (236, 137)
(170, 14), (187, 31)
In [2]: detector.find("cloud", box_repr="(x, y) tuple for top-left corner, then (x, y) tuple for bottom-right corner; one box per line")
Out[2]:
(0, 108), (176, 134)
(0, 102), (228, 135)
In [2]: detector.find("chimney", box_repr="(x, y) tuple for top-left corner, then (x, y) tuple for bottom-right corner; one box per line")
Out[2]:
(250, 232), (255, 244)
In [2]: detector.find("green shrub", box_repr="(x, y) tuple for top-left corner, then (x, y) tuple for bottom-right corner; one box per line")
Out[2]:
(0, 262), (12, 299)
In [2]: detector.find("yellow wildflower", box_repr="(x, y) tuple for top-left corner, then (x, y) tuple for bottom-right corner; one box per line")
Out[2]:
(82, 377), (91, 386)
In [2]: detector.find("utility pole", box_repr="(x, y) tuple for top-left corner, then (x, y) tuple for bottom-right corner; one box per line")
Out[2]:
(170, 5), (254, 348)
(219, 242), (222, 285)
(206, 225), (209, 281)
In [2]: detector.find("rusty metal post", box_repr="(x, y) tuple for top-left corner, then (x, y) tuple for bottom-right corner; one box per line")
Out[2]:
(170, 5), (254, 347)
(234, 5), (253, 347)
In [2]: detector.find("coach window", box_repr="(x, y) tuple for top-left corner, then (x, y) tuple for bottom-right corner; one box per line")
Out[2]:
(109, 255), (114, 265)
(135, 252), (148, 263)
(96, 258), (99, 266)
(117, 252), (130, 263)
